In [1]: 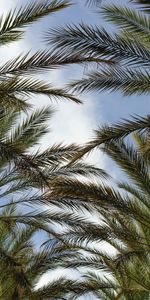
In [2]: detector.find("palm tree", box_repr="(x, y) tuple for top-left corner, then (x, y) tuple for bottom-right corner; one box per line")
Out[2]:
(0, 0), (110, 182)
(2, 1), (150, 298)
(0, 1), (116, 298)
(0, 0), (110, 114)
(0, 103), (109, 233)
(0, 204), (82, 300)
(47, 132), (150, 299)
(30, 1), (150, 298)
(47, 0), (150, 96)
(0, 0), (86, 113)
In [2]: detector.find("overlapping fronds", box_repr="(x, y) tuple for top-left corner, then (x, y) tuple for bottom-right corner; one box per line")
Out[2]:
(1, 0), (150, 298)
(41, 122), (150, 299)
(48, 24), (150, 67)
(1, 106), (106, 188)
(0, 206), (79, 300)
(102, 4), (150, 40)
(47, 1), (150, 101)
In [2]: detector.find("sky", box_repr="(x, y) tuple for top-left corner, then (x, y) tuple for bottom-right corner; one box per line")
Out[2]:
(0, 0), (150, 299)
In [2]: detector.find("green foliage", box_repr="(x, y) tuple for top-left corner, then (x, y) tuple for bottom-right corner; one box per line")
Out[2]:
(48, 0), (150, 100)
(0, 0), (70, 45)
(48, 133), (150, 299)
(0, 0), (82, 111)
(1, 0), (150, 299)
(0, 206), (78, 300)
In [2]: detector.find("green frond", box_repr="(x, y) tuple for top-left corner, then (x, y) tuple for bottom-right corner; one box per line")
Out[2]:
(49, 177), (130, 214)
(102, 140), (150, 194)
(47, 162), (109, 180)
(68, 67), (150, 96)
(34, 143), (81, 165)
(70, 115), (150, 162)
(95, 115), (150, 143)
(0, 0), (70, 45)
(32, 278), (75, 299)
(60, 254), (110, 272)
(133, 132), (150, 160)
(0, 141), (50, 187)
(102, 5), (150, 40)
(9, 107), (53, 150)
(0, 94), (31, 112)
(48, 24), (150, 67)
(118, 182), (150, 208)
(0, 77), (81, 104)
(0, 108), (19, 139)
(131, 0), (150, 14)
(0, 51), (115, 77)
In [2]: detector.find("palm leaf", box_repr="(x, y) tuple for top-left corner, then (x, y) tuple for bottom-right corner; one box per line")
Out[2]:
(0, 77), (81, 105)
(9, 107), (53, 150)
(0, 51), (115, 77)
(68, 67), (150, 96)
(0, 0), (70, 45)
(101, 5), (150, 40)
(48, 24), (150, 67)
(70, 115), (150, 162)
(131, 0), (150, 14)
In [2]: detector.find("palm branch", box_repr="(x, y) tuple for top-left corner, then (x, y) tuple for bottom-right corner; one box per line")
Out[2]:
(0, 0), (83, 111)
(46, 132), (150, 299)
(0, 0), (70, 46)
(0, 205), (79, 300)
(47, 1), (150, 99)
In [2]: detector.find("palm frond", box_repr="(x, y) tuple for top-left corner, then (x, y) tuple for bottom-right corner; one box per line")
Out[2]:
(0, 0), (70, 45)
(0, 108), (19, 139)
(68, 67), (150, 96)
(118, 182), (150, 208)
(0, 51), (115, 77)
(102, 5), (150, 40)
(0, 77), (81, 104)
(9, 107), (53, 150)
(48, 24), (150, 67)
(131, 0), (150, 14)
(102, 140), (150, 194)
(47, 162), (109, 180)
(70, 115), (150, 162)
(34, 143), (81, 165)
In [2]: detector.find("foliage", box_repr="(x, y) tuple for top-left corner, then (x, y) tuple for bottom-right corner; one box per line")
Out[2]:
(48, 0), (150, 98)
(44, 1), (150, 298)
(47, 132), (150, 299)
(0, 205), (80, 300)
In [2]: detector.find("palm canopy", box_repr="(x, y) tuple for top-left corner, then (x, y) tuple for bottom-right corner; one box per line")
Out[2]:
(47, 132), (150, 299)
(0, 0), (84, 112)
(0, 0), (109, 187)
(47, 0), (150, 96)
(0, 107), (107, 297)
(0, 103), (109, 223)
(0, 205), (81, 300)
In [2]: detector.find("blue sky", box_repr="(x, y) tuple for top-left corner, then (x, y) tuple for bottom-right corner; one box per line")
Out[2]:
(0, 0), (150, 299)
